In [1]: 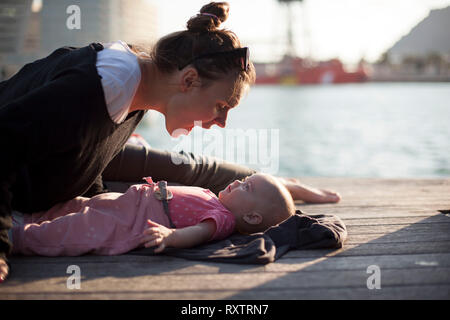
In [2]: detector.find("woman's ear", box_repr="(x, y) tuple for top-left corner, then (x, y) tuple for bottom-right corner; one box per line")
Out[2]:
(242, 212), (263, 225)
(180, 67), (200, 92)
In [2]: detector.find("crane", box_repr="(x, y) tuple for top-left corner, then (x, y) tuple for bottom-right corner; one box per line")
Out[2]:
(277, 0), (308, 58)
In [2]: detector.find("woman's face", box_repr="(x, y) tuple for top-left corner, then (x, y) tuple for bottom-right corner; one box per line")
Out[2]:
(165, 75), (244, 137)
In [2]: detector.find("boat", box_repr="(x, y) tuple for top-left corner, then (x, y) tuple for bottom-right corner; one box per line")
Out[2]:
(254, 56), (368, 85)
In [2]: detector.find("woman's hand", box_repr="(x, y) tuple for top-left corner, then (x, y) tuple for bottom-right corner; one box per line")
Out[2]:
(278, 177), (341, 203)
(0, 258), (9, 283)
(141, 219), (175, 253)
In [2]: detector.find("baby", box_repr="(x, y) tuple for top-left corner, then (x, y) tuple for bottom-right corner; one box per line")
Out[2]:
(10, 173), (295, 256)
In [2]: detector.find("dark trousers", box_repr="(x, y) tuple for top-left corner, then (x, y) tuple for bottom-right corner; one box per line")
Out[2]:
(102, 143), (257, 195)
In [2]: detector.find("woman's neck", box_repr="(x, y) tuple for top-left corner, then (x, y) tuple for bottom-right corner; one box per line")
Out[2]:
(129, 58), (171, 115)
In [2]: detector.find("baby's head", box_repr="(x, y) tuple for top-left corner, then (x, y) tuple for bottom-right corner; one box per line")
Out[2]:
(218, 173), (295, 234)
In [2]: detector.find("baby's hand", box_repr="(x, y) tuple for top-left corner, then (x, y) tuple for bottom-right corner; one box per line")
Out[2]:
(141, 219), (174, 253)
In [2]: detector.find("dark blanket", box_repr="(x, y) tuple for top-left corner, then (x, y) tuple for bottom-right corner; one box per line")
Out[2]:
(128, 210), (347, 264)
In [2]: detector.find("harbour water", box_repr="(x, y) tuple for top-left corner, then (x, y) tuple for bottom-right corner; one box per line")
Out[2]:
(135, 82), (450, 178)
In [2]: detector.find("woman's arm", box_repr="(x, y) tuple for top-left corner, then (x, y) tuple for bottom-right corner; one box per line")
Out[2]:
(102, 144), (257, 195)
(277, 177), (341, 203)
(141, 219), (216, 253)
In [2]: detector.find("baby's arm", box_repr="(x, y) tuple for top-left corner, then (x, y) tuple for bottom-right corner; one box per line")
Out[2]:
(141, 219), (216, 253)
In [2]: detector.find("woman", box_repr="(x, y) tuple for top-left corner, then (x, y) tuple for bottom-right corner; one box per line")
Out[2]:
(0, 2), (339, 282)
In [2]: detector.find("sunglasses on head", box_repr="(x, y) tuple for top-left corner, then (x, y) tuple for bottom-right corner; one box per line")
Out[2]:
(178, 47), (250, 72)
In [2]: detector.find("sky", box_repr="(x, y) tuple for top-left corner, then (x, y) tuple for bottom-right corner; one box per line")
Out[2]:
(147, 0), (450, 65)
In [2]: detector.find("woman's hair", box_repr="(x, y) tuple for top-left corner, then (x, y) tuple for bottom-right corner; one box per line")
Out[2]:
(150, 2), (255, 103)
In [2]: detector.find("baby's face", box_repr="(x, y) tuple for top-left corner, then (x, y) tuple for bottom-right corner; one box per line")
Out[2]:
(218, 173), (278, 217)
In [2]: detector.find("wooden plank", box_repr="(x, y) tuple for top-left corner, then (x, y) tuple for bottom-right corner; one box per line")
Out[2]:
(285, 242), (450, 258)
(265, 253), (450, 272)
(229, 285), (450, 300)
(347, 232), (450, 244)
(342, 215), (445, 226)
(297, 208), (447, 219)
(296, 177), (450, 190)
(7, 256), (263, 278)
(2, 265), (449, 292)
(347, 221), (450, 234)
(1, 267), (448, 299)
(8, 253), (450, 276)
(9, 254), (201, 266)
(1, 285), (449, 299)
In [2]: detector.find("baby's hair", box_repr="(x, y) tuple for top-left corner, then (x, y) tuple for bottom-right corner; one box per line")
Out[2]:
(149, 2), (255, 104)
(241, 177), (296, 234)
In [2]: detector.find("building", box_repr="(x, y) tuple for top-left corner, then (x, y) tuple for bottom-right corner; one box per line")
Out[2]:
(0, 0), (158, 79)
(0, 0), (33, 78)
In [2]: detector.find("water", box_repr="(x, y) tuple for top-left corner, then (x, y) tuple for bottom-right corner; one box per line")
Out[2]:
(135, 82), (450, 178)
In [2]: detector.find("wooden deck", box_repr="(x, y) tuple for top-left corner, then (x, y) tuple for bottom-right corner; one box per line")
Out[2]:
(1, 178), (449, 299)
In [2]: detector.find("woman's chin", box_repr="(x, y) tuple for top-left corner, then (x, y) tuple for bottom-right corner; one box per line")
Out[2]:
(170, 129), (184, 138)
(172, 127), (195, 138)
(167, 125), (188, 138)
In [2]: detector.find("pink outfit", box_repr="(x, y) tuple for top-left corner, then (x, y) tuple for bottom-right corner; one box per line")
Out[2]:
(12, 177), (235, 256)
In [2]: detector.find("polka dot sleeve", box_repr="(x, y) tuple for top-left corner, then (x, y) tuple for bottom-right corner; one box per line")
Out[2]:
(199, 210), (236, 241)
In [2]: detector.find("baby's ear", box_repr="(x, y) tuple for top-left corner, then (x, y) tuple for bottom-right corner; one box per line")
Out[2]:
(242, 212), (263, 225)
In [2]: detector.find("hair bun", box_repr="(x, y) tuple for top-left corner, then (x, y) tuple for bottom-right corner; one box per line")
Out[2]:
(187, 2), (230, 32)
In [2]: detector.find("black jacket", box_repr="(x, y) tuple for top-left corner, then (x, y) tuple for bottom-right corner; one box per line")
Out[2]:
(130, 211), (347, 264)
(0, 43), (145, 260)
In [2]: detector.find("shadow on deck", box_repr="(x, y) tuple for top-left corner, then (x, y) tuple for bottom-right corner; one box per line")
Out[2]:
(228, 213), (450, 299)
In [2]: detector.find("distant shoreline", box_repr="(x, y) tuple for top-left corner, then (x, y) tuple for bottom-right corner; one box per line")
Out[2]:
(252, 79), (450, 85)
(368, 76), (450, 83)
